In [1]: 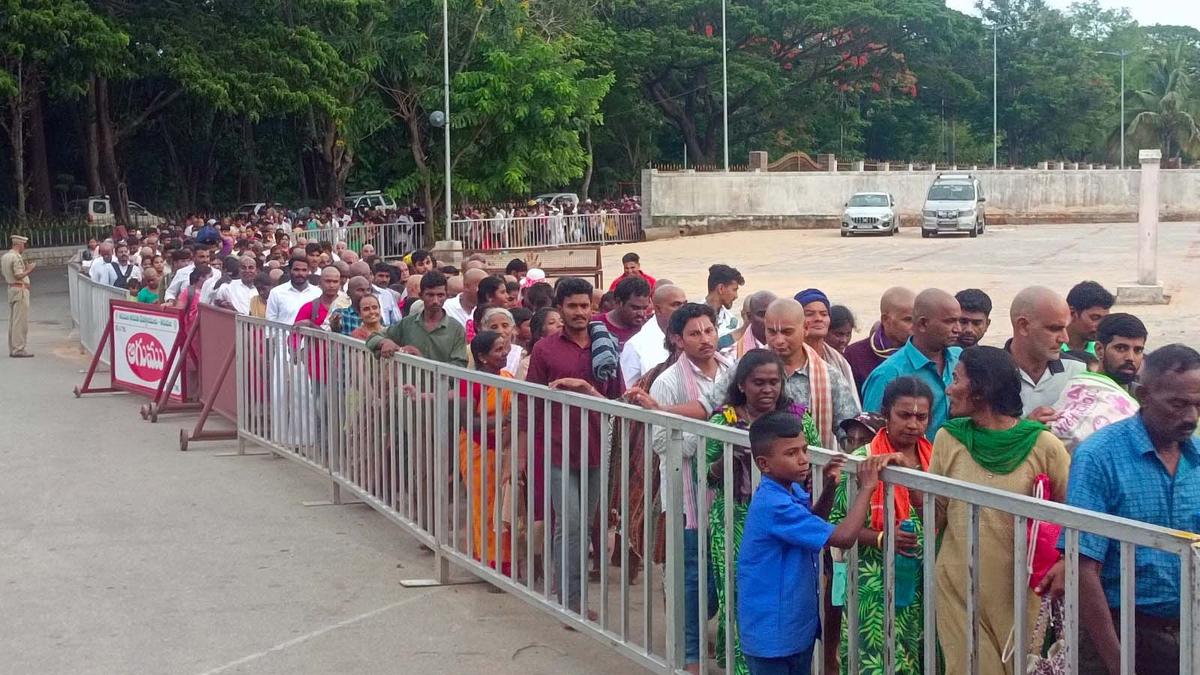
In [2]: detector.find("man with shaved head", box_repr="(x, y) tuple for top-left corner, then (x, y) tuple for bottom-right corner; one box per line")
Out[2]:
(1008, 285), (1086, 418)
(329, 276), (374, 335)
(620, 283), (687, 388)
(347, 260), (372, 279)
(291, 266), (346, 331)
(862, 288), (962, 438)
(734, 290), (777, 358)
(444, 267), (487, 332)
(212, 255), (258, 315)
(844, 286), (916, 394)
(631, 297), (859, 448)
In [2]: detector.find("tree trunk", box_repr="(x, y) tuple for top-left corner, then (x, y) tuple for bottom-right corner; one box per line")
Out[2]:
(27, 88), (52, 213)
(94, 75), (132, 229)
(404, 112), (436, 241)
(85, 78), (102, 195)
(318, 116), (353, 206)
(238, 118), (261, 203)
(580, 125), (594, 200)
(8, 67), (26, 224)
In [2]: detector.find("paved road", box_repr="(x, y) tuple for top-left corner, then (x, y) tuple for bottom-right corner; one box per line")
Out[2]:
(603, 222), (1200, 346)
(0, 270), (632, 674)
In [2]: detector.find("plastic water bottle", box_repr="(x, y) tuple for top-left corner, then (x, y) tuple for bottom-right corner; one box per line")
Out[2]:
(893, 519), (919, 608)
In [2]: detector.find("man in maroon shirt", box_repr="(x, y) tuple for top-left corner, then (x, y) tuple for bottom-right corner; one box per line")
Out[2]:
(594, 275), (651, 349)
(525, 276), (624, 615)
(843, 286), (914, 394)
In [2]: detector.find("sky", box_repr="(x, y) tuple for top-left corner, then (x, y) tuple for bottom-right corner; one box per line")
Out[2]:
(944, 0), (1200, 29)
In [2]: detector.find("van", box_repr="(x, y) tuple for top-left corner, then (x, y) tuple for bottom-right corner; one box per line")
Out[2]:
(920, 173), (986, 238)
(346, 190), (397, 211)
(66, 196), (166, 229)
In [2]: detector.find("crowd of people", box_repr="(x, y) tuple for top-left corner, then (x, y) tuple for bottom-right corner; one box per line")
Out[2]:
(452, 196), (642, 249)
(66, 222), (1196, 675)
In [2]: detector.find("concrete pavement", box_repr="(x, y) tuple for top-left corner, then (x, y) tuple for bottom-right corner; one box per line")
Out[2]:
(0, 270), (632, 674)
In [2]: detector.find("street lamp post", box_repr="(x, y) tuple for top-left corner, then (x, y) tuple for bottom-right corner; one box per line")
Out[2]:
(992, 26), (998, 168)
(1098, 50), (1131, 169)
(721, 0), (729, 171)
(442, 0), (452, 240)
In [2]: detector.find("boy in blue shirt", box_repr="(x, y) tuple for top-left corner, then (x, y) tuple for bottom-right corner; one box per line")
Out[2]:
(737, 411), (894, 675)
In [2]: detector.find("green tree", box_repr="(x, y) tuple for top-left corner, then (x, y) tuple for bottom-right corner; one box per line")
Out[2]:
(1125, 43), (1200, 160)
(0, 0), (125, 221)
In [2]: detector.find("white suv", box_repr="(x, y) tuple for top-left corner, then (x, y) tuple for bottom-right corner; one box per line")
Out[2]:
(346, 190), (397, 211)
(921, 174), (986, 238)
(66, 196), (166, 229)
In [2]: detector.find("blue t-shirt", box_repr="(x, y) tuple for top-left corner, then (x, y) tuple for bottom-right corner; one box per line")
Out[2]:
(1062, 414), (1200, 618)
(861, 339), (961, 440)
(736, 478), (835, 658)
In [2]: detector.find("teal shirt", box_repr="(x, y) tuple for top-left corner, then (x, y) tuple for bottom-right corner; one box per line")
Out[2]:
(861, 339), (961, 440)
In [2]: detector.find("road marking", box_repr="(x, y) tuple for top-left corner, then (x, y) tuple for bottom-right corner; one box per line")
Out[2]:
(196, 588), (442, 675)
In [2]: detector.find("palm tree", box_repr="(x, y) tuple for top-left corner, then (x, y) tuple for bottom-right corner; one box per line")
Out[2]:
(1124, 43), (1200, 160)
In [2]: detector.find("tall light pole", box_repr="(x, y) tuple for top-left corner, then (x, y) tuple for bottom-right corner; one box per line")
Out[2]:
(1099, 49), (1131, 169)
(721, 0), (729, 171)
(442, 0), (452, 239)
(992, 25), (998, 168)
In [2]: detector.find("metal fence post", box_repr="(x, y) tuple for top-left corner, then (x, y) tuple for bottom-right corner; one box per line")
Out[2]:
(663, 427), (686, 670)
(432, 366), (451, 584)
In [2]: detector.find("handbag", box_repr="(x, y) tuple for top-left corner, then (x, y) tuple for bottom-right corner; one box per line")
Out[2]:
(1028, 596), (1069, 674)
(1027, 473), (1062, 590)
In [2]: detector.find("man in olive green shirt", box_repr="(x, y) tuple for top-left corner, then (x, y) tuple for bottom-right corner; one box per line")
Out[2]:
(366, 270), (467, 367)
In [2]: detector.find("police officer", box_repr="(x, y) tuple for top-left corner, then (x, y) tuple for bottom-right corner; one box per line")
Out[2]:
(1, 234), (35, 357)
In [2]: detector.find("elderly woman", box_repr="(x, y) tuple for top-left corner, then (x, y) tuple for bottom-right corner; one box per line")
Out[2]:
(475, 305), (524, 376)
(931, 346), (1070, 675)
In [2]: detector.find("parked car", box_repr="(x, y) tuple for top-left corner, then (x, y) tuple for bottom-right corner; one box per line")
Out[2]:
(840, 192), (898, 237)
(235, 202), (286, 217)
(66, 196), (167, 229)
(533, 192), (580, 211)
(921, 173), (986, 238)
(345, 190), (397, 211)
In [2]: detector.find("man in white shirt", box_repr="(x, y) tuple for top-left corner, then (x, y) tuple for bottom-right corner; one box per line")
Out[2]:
(620, 283), (686, 388)
(266, 256), (321, 323)
(443, 268), (486, 328)
(94, 242), (143, 289)
(87, 242), (118, 285)
(1007, 285), (1087, 419)
(213, 255), (259, 315)
(371, 263), (402, 326)
(164, 247), (214, 302)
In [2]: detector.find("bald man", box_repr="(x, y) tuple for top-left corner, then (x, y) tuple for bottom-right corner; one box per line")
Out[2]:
(733, 290), (777, 358)
(347, 260), (372, 280)
(212, 255), (259, 315)
(632, 298), (859, 448)
(620, 283), (687, 387)
(329, 276), (374, 335)
(844, 286), (916, 394)
(444, 267), (486, 329)
(862, 288), (962, 439)
(1008, 286), (1086, 418)
(292, 266), (346, 331)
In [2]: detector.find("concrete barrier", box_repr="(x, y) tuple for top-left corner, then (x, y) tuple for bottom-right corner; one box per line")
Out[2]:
(641, 166), (1200, 238)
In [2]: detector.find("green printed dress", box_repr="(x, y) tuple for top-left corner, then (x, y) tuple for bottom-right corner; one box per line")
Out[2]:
(829, 446), (926, 675)
(706, 403), (819, 675)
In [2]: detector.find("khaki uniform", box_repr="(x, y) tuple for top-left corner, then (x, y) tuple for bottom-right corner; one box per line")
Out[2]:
(1, 248), (30, 354)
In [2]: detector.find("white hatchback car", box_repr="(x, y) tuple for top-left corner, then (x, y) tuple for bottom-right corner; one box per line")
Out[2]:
(840, 192), (898, 237)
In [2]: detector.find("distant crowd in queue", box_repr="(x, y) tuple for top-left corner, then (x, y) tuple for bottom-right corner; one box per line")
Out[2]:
(77, 227), (1198, 675)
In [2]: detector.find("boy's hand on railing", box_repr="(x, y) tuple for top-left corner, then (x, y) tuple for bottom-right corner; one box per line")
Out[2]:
(856, 453), (898, 492)
(822, 454), (847, 489)
(623, 386), (659, 410)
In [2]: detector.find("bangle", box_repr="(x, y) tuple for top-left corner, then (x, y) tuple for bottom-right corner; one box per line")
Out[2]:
(875, 531), (885, 549)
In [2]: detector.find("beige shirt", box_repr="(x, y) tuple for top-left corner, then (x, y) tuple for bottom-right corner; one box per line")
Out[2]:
(1, 249), (28, 287)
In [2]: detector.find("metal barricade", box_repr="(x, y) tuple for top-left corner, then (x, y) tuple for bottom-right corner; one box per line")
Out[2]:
(304, 221), (427, 258)
(452, 212), (642, 249)
(67, 262), (128, 363)
(232, 314), (1200, 675)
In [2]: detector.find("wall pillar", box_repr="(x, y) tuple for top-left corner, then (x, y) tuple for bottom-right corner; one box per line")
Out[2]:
(1117, 149), (1169, 304)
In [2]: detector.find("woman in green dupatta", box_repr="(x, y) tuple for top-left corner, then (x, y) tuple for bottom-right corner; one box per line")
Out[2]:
(705, 349), (819, 675)
(929, 346), (1070, 675)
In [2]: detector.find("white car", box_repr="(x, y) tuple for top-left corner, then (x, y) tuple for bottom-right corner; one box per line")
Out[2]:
(346, 190), (397, 211)
(840, 192), (898, 237)
(66, 196), (166, 229)
(534, 192), (580, 211)
(236, 202), (285, 217)
(921, 173), (986, 238)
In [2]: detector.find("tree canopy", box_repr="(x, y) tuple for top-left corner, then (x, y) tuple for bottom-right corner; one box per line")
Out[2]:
(1, 0), (1198, 222)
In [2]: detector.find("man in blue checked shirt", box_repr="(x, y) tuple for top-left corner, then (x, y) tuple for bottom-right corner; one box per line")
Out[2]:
(1039, 344), (1200, 675)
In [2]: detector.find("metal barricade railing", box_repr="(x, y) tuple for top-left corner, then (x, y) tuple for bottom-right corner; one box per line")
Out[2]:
(303, 221), (427, 258)
(67, 262), (128, 363)
(232, 314), (1200, 675)
(451, 212), (642, 249)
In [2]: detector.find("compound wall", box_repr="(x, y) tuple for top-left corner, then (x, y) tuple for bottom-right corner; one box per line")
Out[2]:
(640, 167), (1200, 238)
